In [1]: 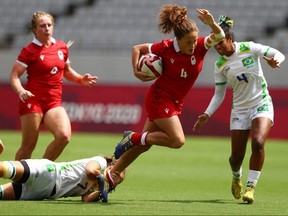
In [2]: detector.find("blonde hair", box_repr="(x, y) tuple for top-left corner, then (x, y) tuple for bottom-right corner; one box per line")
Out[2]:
(158, 4), (198, 39)
(31, 11), (54, 35)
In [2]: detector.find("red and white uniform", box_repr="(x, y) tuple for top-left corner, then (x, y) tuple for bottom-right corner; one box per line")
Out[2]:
(16, 37), (69, 115)
(146, 37), (208, 120)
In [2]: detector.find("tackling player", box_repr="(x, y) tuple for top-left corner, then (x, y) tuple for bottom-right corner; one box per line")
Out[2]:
(0, 153), (124, 202)
(193, 15), (285, 203)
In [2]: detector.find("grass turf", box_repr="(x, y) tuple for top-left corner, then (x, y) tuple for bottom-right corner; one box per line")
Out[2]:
(0, 130), (287, 215)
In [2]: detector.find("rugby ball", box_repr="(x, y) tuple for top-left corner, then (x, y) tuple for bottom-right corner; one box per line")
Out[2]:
(138, 53), (162, 78)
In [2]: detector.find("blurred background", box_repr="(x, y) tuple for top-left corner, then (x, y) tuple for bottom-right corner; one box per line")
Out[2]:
(0, 0), (287, 138)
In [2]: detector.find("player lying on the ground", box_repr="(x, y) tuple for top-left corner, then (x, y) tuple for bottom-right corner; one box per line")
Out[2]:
(0, 151), (125, 202)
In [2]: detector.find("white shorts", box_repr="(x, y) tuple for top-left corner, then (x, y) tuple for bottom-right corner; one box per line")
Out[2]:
(230, 100), (274, 130)
(19, 159), (57, 200)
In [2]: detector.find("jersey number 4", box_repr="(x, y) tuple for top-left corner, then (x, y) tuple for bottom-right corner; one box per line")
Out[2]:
(180, 69), (188, 78)
(236, 73), (248, 83)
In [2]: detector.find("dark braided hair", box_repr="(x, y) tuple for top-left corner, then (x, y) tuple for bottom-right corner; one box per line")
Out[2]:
(218, 15), (235, 41)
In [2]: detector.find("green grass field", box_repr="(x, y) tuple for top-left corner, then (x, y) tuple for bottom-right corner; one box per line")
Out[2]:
(0, 130), (287, 215)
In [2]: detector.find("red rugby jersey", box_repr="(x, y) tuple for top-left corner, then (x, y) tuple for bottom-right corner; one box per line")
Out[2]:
(17, 38), (69, 100)
(150, 36), (208, 101)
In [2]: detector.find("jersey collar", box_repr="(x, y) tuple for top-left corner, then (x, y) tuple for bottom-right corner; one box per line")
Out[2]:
(32, 37), (56, 46)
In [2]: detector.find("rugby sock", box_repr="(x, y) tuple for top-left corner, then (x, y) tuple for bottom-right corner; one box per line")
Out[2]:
(131, 132), (148, 146)
(105, 169), (114, 186)
(232, 166), (242, 179)
(247, 170), (261, 187)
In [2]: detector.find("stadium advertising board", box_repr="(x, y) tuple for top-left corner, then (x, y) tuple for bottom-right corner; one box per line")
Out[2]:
(0, 83), (287, 139)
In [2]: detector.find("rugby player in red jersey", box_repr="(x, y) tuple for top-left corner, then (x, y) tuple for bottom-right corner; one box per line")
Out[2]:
(10, 11), (97, 161)
(105, 5), (225, 189)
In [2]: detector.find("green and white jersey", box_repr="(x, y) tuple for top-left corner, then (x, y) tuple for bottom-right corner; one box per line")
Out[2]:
(214, 41), (271, 109)
(53, 156), (107, 199)
(20, 156), (107, 200)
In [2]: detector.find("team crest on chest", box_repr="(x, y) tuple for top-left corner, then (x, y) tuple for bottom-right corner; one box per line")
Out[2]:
(191, 55), (196, 65)
(170, 58), (174, 64)
(58, 50), (64, 60)
(40, 55), (44, 61)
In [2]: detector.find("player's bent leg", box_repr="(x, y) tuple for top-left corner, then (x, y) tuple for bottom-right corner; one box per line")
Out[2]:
(0, 183), (17, 200)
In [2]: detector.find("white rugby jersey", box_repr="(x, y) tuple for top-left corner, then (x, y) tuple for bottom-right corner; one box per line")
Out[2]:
(53, 156), (107, 199)
(21, 156), (107, 200)
(214, 41), (271, 109)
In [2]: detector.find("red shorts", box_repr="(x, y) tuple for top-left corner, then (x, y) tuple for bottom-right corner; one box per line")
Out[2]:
(18, 97), (62, 116)
(145, 87), (184, 120)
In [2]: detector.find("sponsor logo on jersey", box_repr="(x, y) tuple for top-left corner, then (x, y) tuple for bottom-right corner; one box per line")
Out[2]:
(232, 117), (239, 122)
(257, 104), (269, 112)
(164, 108), (169, 114)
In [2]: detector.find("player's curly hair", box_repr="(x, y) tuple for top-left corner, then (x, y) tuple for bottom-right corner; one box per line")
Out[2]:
(158, 4), (198, 39)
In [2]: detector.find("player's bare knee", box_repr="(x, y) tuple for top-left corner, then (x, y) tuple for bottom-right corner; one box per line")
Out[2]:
(55, 133), (71, 145)
(251, 137), (265, 153)
(171, 137), (185, 149)
(229, 155), (244, 166)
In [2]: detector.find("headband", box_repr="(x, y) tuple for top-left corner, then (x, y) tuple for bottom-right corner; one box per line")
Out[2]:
(218, 15), (234, 28)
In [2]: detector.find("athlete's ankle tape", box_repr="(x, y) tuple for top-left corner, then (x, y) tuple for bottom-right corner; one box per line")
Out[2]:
(2, 161), (16, 179)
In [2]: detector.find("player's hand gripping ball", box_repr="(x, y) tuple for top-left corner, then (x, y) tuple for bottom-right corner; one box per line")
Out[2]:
(138, 53), (162, 78)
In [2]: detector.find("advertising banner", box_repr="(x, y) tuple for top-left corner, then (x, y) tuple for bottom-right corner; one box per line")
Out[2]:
(0, 83), (287, 139)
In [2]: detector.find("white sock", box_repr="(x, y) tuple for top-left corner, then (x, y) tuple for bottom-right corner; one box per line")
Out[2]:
(247, 170), (261, 187)
(140, 132), (148, 145)
(232, 166), (242, 179)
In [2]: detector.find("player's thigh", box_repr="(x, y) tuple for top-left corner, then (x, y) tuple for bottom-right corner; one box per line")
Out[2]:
(44, 106), (71, 137)
(142, 118), (160, 132)
(20, 113), (43, 141)
(251, 117), (272, 142)
(154, 115), (184, 141)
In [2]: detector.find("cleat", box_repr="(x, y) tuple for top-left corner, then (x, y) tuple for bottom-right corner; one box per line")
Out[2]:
(96, 174), (105, 196)
(231, 177), (243, 199)
(100, 167), (116, 203)
(243, 187), (255, 204)
(113, 131), (135, 159)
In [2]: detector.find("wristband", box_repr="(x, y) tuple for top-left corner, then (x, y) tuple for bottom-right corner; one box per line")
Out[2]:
(214, 29), (225, 39)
